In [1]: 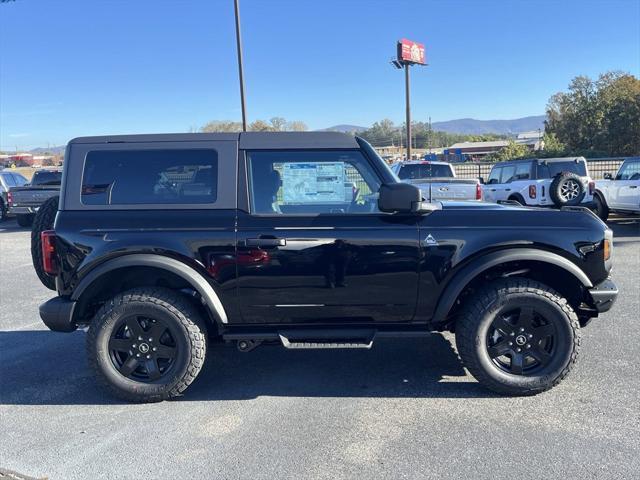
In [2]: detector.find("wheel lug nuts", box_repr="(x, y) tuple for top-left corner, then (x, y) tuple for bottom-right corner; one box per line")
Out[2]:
(152, 347), (157, 352)
(519, 328), (525, 332)
(132, 344), (137, 348)
(138, 336), (143, 341)
(516, 348), (521, 352)
(148, 338), (152, 342)
(510, 332), (515, 336)
(146, 355), (151, 359)
(508, 342), (513, 346)
(136, 353), (140, 357)
(526, 344), (531, 349)
(528, 334), (533, 339)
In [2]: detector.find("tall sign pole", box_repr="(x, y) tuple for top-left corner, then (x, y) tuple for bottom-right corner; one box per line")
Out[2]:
(393, 39), (426, 161)
(405, 64), (411, 161)
(234, 0), (247, 131)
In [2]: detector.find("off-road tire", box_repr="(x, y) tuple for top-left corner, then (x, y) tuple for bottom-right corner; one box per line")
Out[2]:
(456, 278), (580, 396)
(593, 192), (609, 221)
(87, 287), (207, 403)
(549, 172), (585, 207)
(30, 196), (59, 290)
(16, 214), (34, 227)
(0, 199), (6, 222)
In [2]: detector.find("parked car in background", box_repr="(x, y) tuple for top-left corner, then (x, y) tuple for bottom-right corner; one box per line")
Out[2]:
(7, 168), (62, 227)
(482, 157), (595, 208)
(593, 157), (640, 220)
(0, 170), (29, 221)
(391, 160), (482, 201)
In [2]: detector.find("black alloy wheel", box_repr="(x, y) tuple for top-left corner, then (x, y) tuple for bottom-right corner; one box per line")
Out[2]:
(87, 287), (207, 402)
(455, 278), (580, 396)
(108, 314), (179, 382)
(486, 306), (555, 375)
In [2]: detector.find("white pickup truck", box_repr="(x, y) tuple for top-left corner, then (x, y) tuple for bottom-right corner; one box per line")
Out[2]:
(390, 160), (482, 201)
(594, 157), (640, 220)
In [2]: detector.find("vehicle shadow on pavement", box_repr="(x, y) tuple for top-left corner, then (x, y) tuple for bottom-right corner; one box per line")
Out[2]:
(0, 331), (494, 405)
(607, 216), (640, 241)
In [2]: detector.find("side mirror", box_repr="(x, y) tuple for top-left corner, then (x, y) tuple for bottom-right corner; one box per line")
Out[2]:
(378, 182), (421, 213)
(603, 172), (613, 180)
(478, 176), (485, 184)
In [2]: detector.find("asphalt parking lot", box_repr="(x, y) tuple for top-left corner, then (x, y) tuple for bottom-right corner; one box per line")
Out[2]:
(1, 216), (639, 480)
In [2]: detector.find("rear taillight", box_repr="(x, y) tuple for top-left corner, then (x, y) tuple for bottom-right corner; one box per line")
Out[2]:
(476, 182), (482, 200)
(589, 181), (595, 194)
(7, 192), (13, 206)
(41, 230), (59, 275)
(529, 185), (537, 199)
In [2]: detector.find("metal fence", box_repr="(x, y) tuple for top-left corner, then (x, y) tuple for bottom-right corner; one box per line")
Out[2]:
(453, 158), (625, 181)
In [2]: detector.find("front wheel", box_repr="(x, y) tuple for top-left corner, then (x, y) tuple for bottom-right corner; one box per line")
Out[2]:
(456, 279), (580, 396)
(87, 287), (207, 402)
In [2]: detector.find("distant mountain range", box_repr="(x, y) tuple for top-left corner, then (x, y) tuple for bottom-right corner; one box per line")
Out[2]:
(318, 124), (368, 133)
(430, 115), (546, 135)
(321, 115), (546, 135)
(21, 116), (546, 153)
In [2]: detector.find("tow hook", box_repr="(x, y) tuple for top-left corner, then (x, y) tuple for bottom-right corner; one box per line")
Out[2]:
(237, 339), (262, 352)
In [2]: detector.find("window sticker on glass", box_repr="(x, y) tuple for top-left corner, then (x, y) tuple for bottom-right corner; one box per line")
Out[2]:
(282, 162), (347, 204)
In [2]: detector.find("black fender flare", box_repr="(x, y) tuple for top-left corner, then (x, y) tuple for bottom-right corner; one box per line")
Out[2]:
(71, 254), (229, 324)
(431, 248), (593, 324)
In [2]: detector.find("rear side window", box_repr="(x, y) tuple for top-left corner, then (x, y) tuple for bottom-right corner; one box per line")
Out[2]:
(12, 173), (28, 186)
(501, 166), (516, 183)
(81, 149), (218, 205)
(32, 171), (62, 186)
(397, 163), (453, 179)
(2, 174), (16, 187)
(514, 163), (532, 180)
(538, 161), (587, 178)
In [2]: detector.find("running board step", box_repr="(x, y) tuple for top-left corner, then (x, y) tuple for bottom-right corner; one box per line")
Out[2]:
(279, 336), (373, 350)
(278, 329), (375, 350)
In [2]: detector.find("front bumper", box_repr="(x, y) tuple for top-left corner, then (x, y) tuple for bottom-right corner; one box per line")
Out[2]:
(39, 297), (77, 332)
(588, 278), (618, 313)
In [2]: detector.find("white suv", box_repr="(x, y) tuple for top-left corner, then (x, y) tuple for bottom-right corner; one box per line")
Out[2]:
(482, 157), (595, 208)
(594, 157), (640, 220)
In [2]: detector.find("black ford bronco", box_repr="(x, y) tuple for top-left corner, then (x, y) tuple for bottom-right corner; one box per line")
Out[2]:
(38, 132), (618, 402)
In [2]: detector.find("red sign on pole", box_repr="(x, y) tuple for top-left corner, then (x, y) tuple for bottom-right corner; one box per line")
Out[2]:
(398, 39), (426, 65)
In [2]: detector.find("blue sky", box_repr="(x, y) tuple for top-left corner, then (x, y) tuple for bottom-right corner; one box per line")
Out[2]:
(1, 0), (639, 150)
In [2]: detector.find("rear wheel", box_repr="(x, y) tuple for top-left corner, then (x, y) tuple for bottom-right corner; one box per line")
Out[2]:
(0, 199), (6, 222)
(456, 278), (580, 395)
(87, 287), (207, 403)
(16, 214), (34, 227)
(593, 192), (609, 221)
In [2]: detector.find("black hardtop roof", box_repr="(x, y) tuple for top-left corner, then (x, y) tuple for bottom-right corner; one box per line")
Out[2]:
(68, 131), (360, 149)
(494, 156), (586, 166)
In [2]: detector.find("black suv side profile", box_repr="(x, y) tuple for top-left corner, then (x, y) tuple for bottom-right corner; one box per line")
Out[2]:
(39, 132), (617, 402)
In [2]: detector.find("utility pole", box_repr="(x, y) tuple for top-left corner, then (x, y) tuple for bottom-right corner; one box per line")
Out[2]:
(234, 0), (247, 131)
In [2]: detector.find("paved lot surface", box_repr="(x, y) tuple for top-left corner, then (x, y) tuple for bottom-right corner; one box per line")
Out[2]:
(1, 216), (639, 480)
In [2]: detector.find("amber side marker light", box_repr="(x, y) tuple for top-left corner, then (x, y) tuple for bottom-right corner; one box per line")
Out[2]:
(603, 239), (611, 261)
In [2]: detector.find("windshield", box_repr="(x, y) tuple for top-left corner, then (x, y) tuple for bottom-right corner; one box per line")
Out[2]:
(398, 163), (453, 180)
(32, 171), (62, 185)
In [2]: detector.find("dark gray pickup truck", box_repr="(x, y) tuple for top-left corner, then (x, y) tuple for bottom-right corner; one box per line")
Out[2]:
(8, 168), (62, 226)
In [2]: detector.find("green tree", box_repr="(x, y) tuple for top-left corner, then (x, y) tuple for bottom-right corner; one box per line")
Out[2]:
(546, 72), (640, 156)
(485, 140), (531, 162)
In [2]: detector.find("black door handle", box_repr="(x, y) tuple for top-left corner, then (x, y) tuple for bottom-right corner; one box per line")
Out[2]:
(245, 238), (286, 247)
(505, 188), (511, 192)
(490, 189), (497, 192)
(629, 185), (638, 189)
